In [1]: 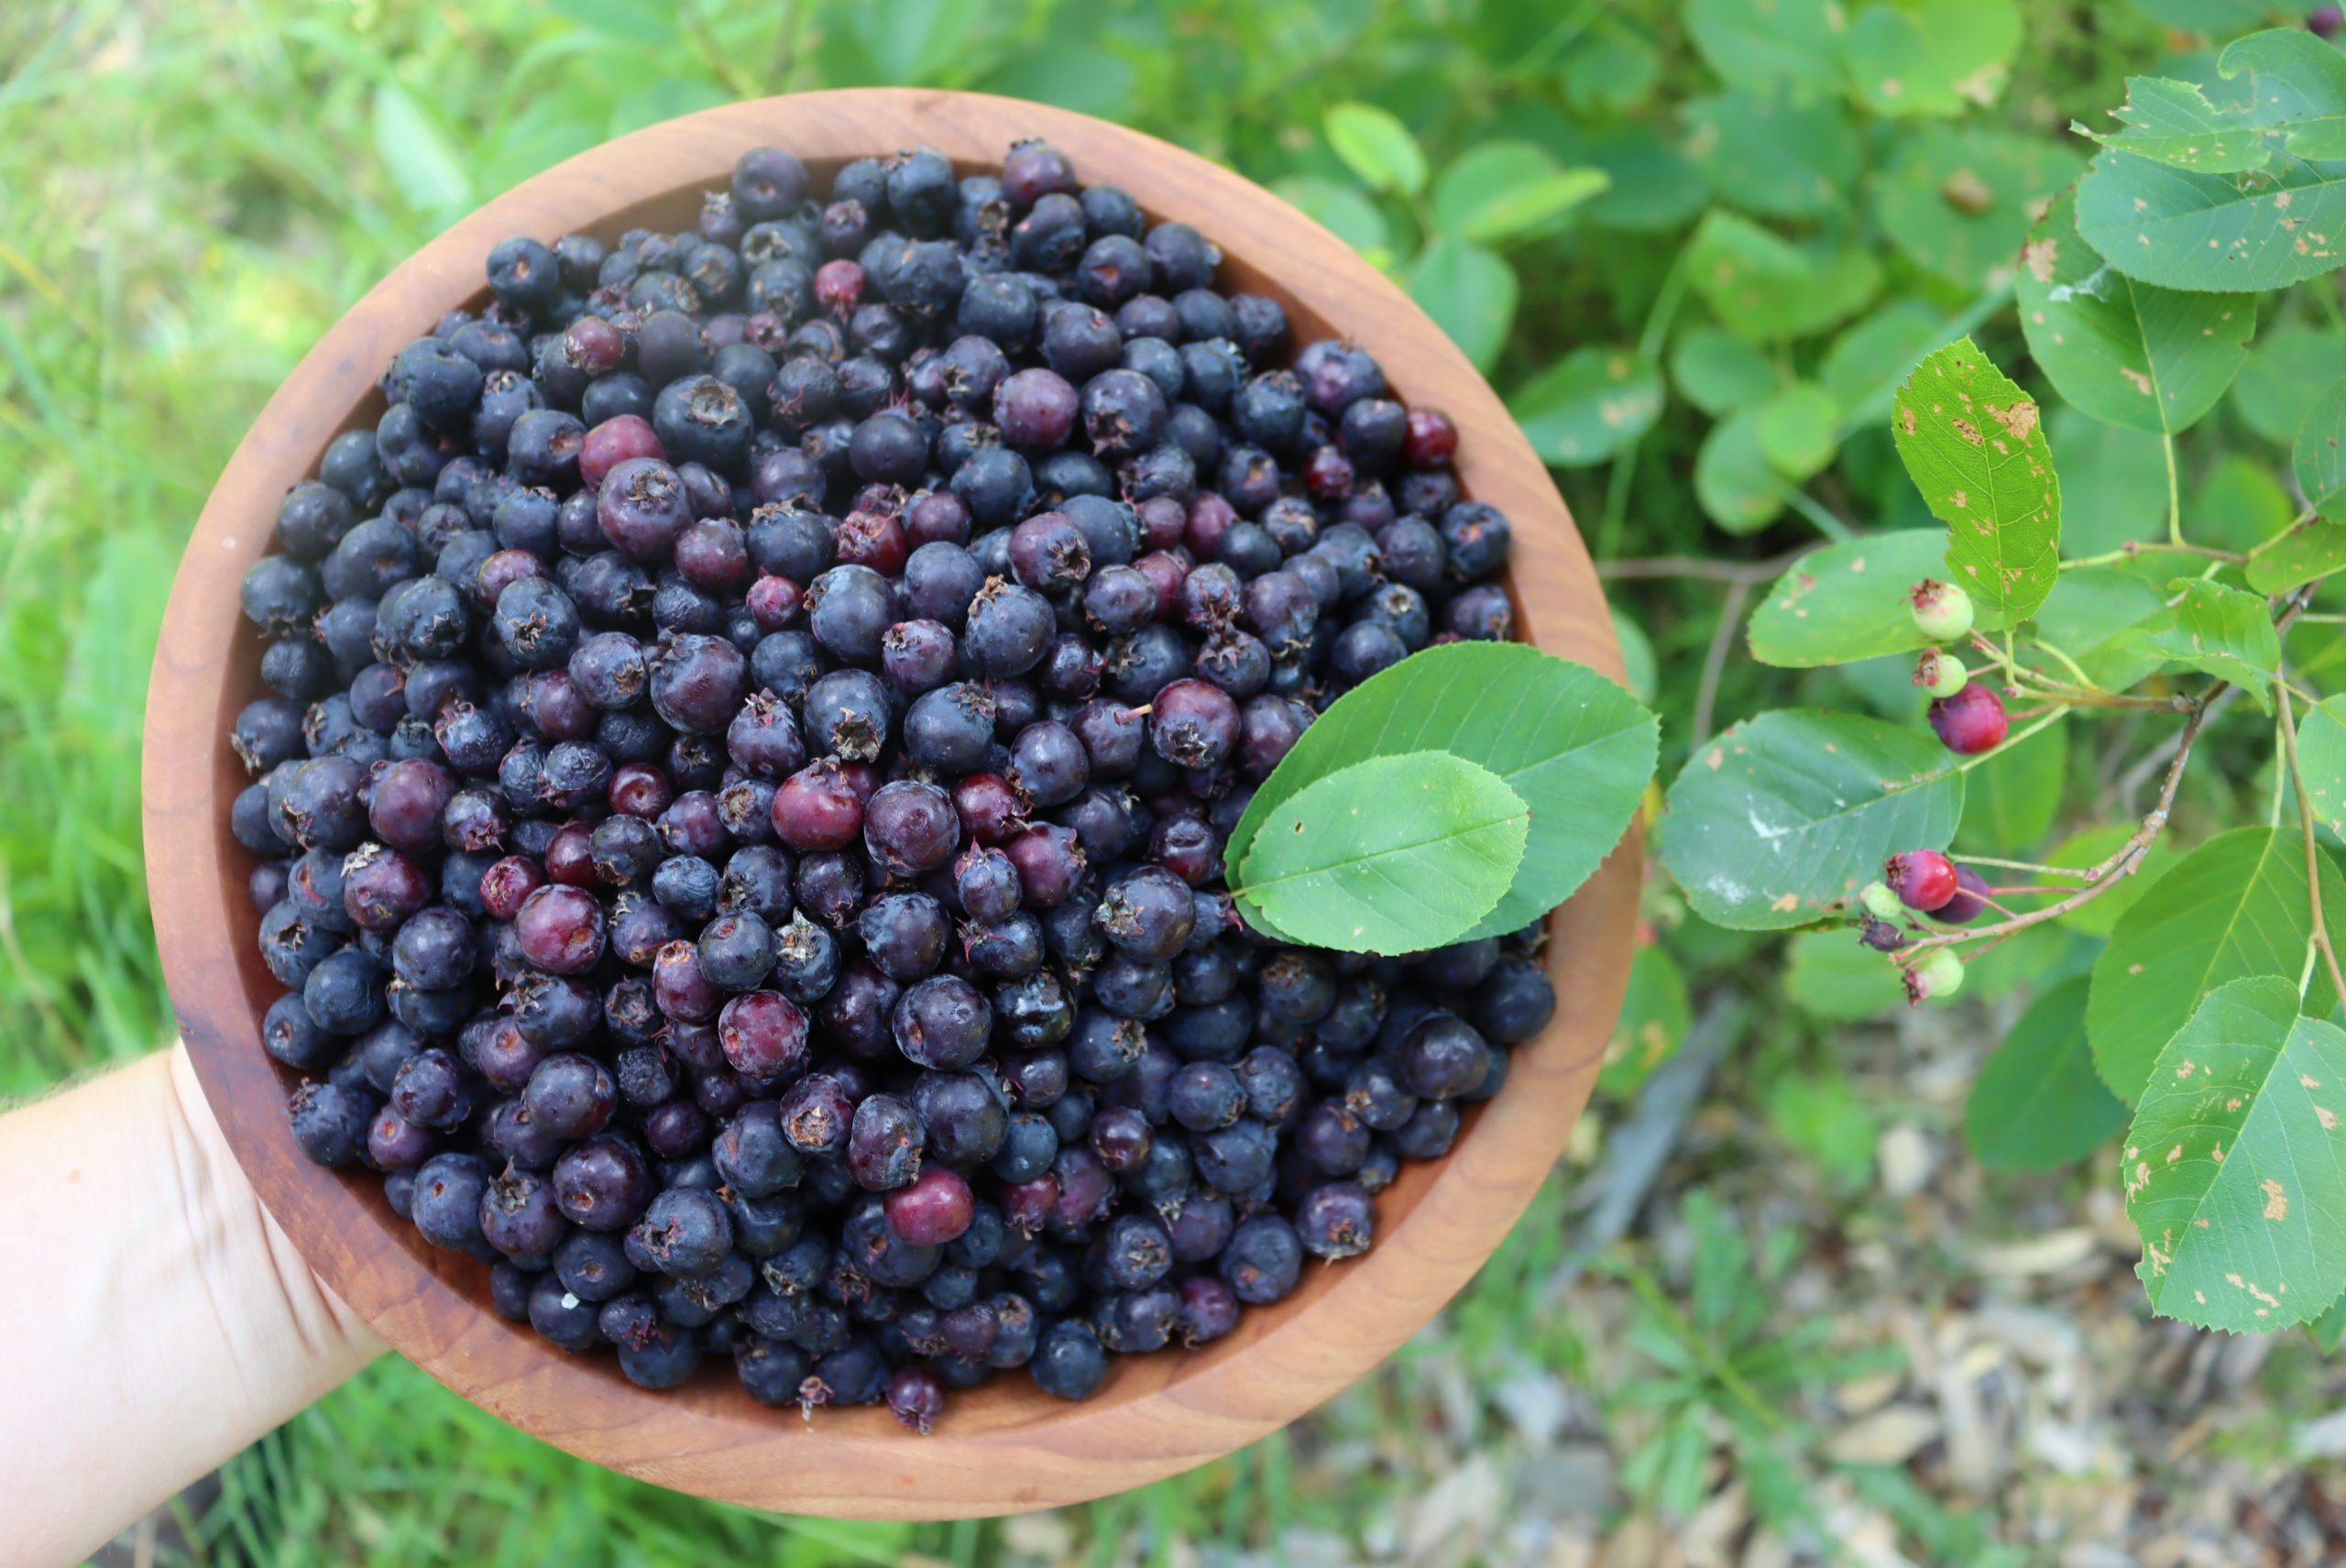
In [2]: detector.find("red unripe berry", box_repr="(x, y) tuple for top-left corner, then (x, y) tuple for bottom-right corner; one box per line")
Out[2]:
(746, 574), (803, 631)
(478, 854), (545, 921)
(608, 761), (674, 820)
(952, 773), (1023, 844)
(1933, 865), (1992, 925)
(543, 819), (598, 887)
(884, 1167), (974, 1246)
(815, 259), (865, 316)
(771, 760), (865, 850)
(578, 414), (663, 491)
(1929, 682), (2007, 755)
(1403, 407), (1458, 467)
(1884, 849), (1960, 913)
(514, 883), (607, 974)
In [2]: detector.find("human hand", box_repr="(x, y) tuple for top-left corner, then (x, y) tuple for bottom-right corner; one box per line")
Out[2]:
(0, 1043), (382, 1568)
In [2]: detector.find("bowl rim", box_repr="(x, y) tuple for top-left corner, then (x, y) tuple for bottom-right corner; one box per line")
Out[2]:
(143, 86), (1640, 1519)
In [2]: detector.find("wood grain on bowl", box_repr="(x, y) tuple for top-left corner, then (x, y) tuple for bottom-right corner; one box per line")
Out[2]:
(143, 88), (1639, 1518)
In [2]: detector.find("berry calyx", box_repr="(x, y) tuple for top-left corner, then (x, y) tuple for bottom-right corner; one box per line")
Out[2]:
(1902, 948), (1965, 1005)
(1908, 579), (1973, 641)
(1883, 849), (1959, 912)
(1858, 880), (1904, 922)
(1931, 865), (1992, 925)
(1928, 682), (2008, 755)
(1913, 646), (1966, 700)
(1858, 917), (1909, 952)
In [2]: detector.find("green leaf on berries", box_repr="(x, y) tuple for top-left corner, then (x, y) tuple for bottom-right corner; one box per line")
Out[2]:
(1683, 90), (1859, 218)
(2028, 565), (2170, 692)
(1659, 710), (1966, 931)
(1843, 0), (2022, 120)
(2247, 518), (2346, 596)
(1601, 945), (1692, 1097)
(2295, 697), (2346, 839)
(1966, 977), (2129, 1172)
(2088, 828), (2346, 1100)
(1876, 126), (2084, 289)
(2295, 378), (2346, 518)
(2234, 324), (2346, 443)
(1233, 752), (1527, 955)
(1746, 529), (1946, 669)
(1508, 347), (1663, 467)
(1431, 142), (1608, 245)
(1694, 406), (1793, 534)
(1683, 0), (1843, 95)
(1818, 300), (1946, 418)
(2123, 975), (2346, 1333)
(1956, 717), (2067, 854)
(1891, 338), (2062, 629)
(2015, 187), (2257, 435)
(2110, 578), (2281, 711)
(1324, 101), (1428, 196)
(1686, 212), (1883, 343)
(1227, 642), (1658, 945)
(1671, 328), (1781, 416)
(1408, 238), (1518, 373)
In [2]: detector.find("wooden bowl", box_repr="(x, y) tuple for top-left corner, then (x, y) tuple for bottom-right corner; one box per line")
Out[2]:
(143, 88), (1639, 1519)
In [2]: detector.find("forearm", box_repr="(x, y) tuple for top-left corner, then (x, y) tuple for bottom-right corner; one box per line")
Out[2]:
(0, 1044), (381, 1568)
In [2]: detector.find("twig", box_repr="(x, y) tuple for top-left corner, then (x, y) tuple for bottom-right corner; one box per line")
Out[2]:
(1783, 488), (1855, 543)
(2163, 433), (2182, 548)
(1957, 854), (2091, 875)
(2277, 683), (2346, 1003)
(2060, 540), (2244, 570)
(1691, 578), (1751, 749)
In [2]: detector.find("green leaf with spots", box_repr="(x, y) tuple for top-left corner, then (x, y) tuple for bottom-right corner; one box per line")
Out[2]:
(1876, 126), (2085, 289)
(1686, 211), (1883, 343)
(1694, 406), (1793, 533)
(1844, 0), (2023, 119)
(2111, 578), (2281, 710)
(2295, 696), (2346, 839)
(2016, 187), (2257, 434)
(2295, 378), (2346, 516)
(1226, 642), (1659, 945)
(2124, 976), (2346, 1333)
(1508, 347), (1663, 467)
(1967, 978), (2130, 1172)
(1324, 101), (1427, 196)
(1233, 752), (1527, 955)
(1957, 717), (2067, 854)
(1891, 338), (2062, 629)
(1747, 530), (1947, 668)
(2233, 324), (2346, 442)
(1759, 382), (1840, 478)
(1683, 0), (1844, 94)
(1671, 328), (1781, 416)
(1683, 90), (1859, 218)
(2088, 828), (2346, 1100)
(2072, 74), (2276, 174)
(2247, 519), (2346, 595)
(2075, 148), (2346, 293)
(1432, 142), (1607, 244)
(1407, 238), (1518, 372)
(1819, 300), (1946, 415)
(1659, 710), (1966, 931)
(2077, 31), (2346, 174)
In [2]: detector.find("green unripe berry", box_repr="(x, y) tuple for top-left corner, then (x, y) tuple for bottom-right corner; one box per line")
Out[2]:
(1858, 880), (1903, 921)
(1902, 948), (1965, 1005)
(1908, 578), (1974, 642)
(1913, 647), (1966, 700)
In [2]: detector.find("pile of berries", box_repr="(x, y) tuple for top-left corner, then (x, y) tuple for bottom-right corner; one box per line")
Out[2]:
(228, 139), (1554, 1427)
